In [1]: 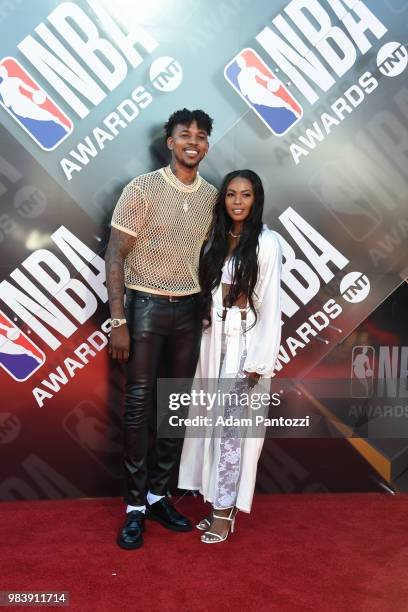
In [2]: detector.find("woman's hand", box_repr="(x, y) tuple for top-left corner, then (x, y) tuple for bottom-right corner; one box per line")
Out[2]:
(244, 371), (261, 380)
(244, 371), (261, 388)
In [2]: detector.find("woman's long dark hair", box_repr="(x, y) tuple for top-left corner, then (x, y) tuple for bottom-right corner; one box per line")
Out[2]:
(200, 169), (264, 329)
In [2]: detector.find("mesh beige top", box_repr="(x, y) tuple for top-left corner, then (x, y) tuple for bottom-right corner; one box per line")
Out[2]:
(111, 166), (217, 295)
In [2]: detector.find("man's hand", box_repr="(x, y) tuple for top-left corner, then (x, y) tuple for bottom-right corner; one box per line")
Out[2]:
(105, 227), (136, 362)
(109, 325), (130, 361)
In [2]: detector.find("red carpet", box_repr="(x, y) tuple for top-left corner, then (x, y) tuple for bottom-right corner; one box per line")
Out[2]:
(2, 493), (408, 612)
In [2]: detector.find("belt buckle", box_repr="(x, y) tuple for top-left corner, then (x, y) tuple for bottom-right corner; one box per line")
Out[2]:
(169, 296), (179, 303)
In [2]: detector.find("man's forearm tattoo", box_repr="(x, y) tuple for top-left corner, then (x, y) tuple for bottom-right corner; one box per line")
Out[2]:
(105, 229), (135, 318)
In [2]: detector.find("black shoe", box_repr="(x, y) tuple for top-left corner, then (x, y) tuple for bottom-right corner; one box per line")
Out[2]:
(146, 497), (192, 532)
(117, 510), (145, 550)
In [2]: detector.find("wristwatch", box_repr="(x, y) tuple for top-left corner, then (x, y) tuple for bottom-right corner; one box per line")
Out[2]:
(110, 318), (127, 328)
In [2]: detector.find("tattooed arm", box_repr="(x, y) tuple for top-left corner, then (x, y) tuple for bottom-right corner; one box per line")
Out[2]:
(105, 227), (136, 361)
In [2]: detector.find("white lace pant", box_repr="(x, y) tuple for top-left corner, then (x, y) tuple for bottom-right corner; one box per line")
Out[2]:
(214, 320), (251, 509)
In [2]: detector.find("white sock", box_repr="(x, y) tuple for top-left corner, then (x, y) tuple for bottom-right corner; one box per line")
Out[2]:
(126, 504), (146, 514)
(147, 491), (165, 505)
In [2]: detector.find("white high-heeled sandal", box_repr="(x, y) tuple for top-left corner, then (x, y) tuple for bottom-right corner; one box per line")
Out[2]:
(196, 514), (212, 531)
(201, 507), (237, 544)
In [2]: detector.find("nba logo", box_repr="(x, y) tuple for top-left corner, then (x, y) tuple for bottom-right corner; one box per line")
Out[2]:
(351, 346), (375, 398)
(0, 311), (45, 381)
(224, 48), (303, 136)
(0, 57), (73, 151)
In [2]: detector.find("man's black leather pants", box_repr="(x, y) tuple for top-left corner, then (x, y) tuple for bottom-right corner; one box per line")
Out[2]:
(123, 289), (201, 505)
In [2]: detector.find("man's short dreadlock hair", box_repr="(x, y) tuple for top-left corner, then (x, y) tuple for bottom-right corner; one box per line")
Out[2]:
(164, 108), (213, 139)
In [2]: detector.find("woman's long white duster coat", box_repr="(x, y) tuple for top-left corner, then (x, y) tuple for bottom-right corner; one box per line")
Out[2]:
(178, 227), (282, 513)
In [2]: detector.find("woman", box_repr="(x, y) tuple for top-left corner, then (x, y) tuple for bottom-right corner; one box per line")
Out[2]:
(178, 169), (282, 543)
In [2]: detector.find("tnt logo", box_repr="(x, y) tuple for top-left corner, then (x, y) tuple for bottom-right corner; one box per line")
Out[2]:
(149, 56), (182, 92)
(340, 272), (370, 304)
(63, 401), (122, 477)
(384, 0), (408, 14)
(0, 413), (21, 444)
(377, 42), (408, 77)
(0, 57), (73, 151)
(224, 48), (302, 136)
(0, 311), (45, 381)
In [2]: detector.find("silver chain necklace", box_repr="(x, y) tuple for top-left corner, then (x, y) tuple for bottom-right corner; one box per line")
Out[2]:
(164, 166), (200, 213)
(229, 229), (242, 238)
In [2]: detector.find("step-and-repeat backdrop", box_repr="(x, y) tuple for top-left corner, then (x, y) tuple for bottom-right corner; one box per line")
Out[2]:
(1, 0), (407, 500)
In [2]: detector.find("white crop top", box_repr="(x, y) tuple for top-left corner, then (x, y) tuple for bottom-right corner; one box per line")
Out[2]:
(221, 257), (235, 284)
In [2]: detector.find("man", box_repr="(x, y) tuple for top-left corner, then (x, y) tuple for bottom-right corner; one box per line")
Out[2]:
(105, 108), (217, 549)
